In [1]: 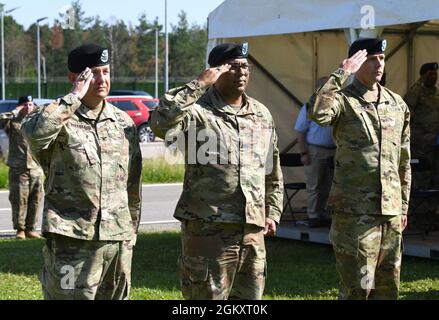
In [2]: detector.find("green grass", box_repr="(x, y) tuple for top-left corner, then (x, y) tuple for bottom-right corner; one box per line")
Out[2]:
(141, 157), (184, 184)
(0, 158), (184, 189)
(1, 232), (439, 300)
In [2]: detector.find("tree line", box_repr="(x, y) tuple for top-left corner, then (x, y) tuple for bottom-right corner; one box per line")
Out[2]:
(2, 1), (207, 83)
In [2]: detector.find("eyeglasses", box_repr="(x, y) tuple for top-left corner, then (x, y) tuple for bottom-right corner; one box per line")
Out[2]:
(228, 62), (251, 72)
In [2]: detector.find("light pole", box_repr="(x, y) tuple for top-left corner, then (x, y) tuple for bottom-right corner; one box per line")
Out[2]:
(1, 6), (19, 100)
(42, 55), (46, 97)
(165, 0), (168, 92)
(146, 27), (159, 98)
(155, 27), (158, 98)
(36, 17), (48, 99)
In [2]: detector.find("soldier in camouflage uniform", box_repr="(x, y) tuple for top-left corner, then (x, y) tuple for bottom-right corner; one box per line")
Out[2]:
(21, 44), (142, 300)
(151, 42), (283, 300)
(403, 62), (439, 189)
(309, 38), (411, 300)
(0, 95), (44, 240)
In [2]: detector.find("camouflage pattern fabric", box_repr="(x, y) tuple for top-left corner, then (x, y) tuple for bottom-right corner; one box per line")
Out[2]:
(0, 109), (41, 169)
(308, 69), (411, 216)
(150, 80), (284, 227)
(309, 68), (411, 300)
(9, 167), (44, 232)
(21, 93), (143, 242)
(40, 233), (133, 300)
(0, 109), (44, 232)
(403, 79), (439, 189)
(178, 219), (266, 300)
(330, 213), (403, 300)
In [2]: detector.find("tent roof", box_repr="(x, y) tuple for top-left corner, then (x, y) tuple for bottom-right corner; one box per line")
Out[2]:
(208, 0), (439, 39)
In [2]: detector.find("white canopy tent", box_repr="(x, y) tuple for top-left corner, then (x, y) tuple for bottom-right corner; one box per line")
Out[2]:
(208, 0), (439, 146)
(207, 0), (439, 210)
(208, 0), (439, 39)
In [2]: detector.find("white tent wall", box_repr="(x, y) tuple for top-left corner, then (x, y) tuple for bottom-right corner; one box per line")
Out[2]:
(382, 33), (408, 94)
(413, 34), (439, 85)
(208, 0), (439, 38)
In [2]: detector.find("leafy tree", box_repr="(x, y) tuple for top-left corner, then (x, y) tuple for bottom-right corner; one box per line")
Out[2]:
(128, 13), (163, 79)
(1, 3), (208, 87)
(4, 16), (33, 78)
(169, 11), (207, 80)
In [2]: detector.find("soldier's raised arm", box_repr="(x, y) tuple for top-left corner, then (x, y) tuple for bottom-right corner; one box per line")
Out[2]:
(21, 68), (93, 153)
(308, 49), (368, 126)
(0, 110), (15, 130)
(150, 64), (231, 139)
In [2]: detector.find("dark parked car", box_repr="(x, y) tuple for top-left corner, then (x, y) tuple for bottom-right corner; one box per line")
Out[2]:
(106, 95), (159, 142)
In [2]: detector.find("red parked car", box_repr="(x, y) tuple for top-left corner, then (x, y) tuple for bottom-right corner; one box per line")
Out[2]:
(106, 95), (159, 142)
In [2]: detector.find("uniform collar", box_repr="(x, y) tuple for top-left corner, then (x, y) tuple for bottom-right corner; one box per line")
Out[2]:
(350, 78), (391, 105)
(76, 99), (117, 121)
(204, 86), (254, 116)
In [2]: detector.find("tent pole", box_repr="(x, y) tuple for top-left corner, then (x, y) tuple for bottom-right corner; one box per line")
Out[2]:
(248, 54), (303, 108)
(385, 21), (427, 61)
(407, 37), (414, 91)
(312, 34), (318, 92)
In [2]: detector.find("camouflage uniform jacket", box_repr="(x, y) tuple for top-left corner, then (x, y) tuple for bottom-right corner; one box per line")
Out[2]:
(150, 80), (283, 227)
(403, 79), (439, 156)
(308, 68), (411, 216)
(21, 93), (143, 241)
(0, 109), (41, 170)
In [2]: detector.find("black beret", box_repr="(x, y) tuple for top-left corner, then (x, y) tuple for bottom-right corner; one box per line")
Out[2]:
(17, 95), (33, 105)
(420, 62), (438, 75)
(68, 43), (110, 73)
(348, 38), (387, 58)
(208, 42), (249, 67)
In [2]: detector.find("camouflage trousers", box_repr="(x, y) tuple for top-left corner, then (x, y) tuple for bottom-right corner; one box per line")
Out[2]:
(40, 233), (133, 300)
(9, 167), (44, 232)
(329, 213), (403, 300)
(178, 219), (266, 300)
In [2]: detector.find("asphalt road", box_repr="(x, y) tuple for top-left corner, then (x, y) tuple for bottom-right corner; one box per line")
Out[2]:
(0, 183), (183, 234)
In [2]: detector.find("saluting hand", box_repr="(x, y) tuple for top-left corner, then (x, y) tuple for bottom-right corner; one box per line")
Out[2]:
(197, 64), (231, 88)
(341, 49), (368, 75)
(71, 67), (93, 99)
